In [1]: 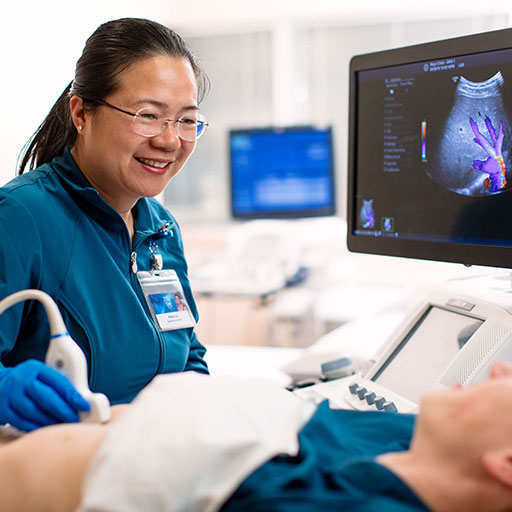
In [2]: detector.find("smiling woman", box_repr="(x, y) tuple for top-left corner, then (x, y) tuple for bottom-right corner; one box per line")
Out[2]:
(0, 18), (211, 434)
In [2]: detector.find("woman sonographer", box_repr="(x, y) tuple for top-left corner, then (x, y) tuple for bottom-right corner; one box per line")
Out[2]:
(0, 17), (210, 432)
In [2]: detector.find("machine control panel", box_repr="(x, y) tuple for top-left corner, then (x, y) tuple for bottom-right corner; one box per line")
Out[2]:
(345, 378), (417, 413)
(295, 286), (512, 414)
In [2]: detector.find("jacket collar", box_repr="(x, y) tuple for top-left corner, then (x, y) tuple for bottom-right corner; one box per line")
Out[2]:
(52, 147), (121, 220)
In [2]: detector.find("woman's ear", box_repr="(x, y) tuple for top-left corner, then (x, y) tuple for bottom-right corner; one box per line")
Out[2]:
(69, 95), (86, 133)
(482, 449), (512, 487)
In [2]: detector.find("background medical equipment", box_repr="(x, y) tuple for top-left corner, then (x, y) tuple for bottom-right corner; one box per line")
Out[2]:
(0, 289), (110, 424)
(190, 220), (305, 296)
(321, 356), (355, 380)
(282, 352), (355, 384)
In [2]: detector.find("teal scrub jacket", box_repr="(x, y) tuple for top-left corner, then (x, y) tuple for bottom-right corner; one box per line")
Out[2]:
(0, 148), (208, 404)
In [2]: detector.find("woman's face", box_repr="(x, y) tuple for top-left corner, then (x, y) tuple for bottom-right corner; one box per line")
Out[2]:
(70, 55), (199, 214)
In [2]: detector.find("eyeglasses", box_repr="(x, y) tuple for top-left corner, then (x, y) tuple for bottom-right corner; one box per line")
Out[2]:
(87, 99), (209, 141)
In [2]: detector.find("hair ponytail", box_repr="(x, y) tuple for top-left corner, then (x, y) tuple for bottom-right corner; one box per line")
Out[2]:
(18, 82), (76, 174)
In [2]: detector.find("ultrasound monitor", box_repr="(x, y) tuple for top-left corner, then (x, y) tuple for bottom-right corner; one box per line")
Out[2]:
(229, 126), (336, 219)
(347, 27), (512, 268)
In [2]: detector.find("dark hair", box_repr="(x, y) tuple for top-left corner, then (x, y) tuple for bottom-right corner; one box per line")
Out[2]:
(18, 18), (209, 174)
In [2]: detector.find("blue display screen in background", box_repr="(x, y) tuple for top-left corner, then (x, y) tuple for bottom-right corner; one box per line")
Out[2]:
(229, 126), (336, 219)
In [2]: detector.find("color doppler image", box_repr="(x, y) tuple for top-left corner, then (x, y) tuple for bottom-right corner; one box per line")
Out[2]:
(426, 72), (512, 197)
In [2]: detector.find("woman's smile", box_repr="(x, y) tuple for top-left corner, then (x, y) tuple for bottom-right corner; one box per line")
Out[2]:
(135, 156), (174, 173)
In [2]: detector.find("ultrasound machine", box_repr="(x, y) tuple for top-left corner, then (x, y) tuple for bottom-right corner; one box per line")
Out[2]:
(295, 27), (512, 413)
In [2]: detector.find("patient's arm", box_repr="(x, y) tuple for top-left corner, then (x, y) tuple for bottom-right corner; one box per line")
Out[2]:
(0, 404), (128, 512)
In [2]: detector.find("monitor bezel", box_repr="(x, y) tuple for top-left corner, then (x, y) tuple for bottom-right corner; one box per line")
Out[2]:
(229, 125), (337, 220)
(347, 27), (512, 269)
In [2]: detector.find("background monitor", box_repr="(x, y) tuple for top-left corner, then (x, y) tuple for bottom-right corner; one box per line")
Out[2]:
(347, 27), (512, 268)
(229, 126), (336, 219)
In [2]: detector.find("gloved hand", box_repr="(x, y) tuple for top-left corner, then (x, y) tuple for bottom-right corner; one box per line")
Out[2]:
(0, 359), (91, 432)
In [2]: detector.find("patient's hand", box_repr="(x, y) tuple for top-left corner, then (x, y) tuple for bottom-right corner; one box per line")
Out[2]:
(489, 360), (512, 379)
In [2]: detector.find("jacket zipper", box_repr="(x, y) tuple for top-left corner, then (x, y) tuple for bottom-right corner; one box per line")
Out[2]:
(129, 224), (174, 375)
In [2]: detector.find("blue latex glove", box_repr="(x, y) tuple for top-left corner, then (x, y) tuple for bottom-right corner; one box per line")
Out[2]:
(0, 359), (91, 432)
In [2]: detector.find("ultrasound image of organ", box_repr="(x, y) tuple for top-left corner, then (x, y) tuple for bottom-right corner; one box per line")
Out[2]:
(427, 72), (512, 197)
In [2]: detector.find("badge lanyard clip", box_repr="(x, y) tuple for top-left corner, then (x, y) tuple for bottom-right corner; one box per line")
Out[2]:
(149, 224), (173, 271)
(149, 240), (163, 271)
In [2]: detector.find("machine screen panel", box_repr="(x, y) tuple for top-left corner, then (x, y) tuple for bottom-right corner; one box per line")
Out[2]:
(371, 306), (483, 403)
(347, 28), (512, 268)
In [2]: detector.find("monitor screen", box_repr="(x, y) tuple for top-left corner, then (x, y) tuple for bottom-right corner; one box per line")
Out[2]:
(371, 306), (483, 403)
(229, 126), (336, 219)
(347, 28), (512, 268)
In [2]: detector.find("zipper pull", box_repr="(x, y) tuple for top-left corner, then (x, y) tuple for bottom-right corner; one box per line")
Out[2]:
(130, 251), (138, 273)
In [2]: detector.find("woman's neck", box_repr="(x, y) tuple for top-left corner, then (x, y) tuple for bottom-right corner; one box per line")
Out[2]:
(124, 209), (135, 242)
(70, 145), (137, 240)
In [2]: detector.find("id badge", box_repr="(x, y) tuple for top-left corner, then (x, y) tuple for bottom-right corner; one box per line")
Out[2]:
(137, 270), (195, 331)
